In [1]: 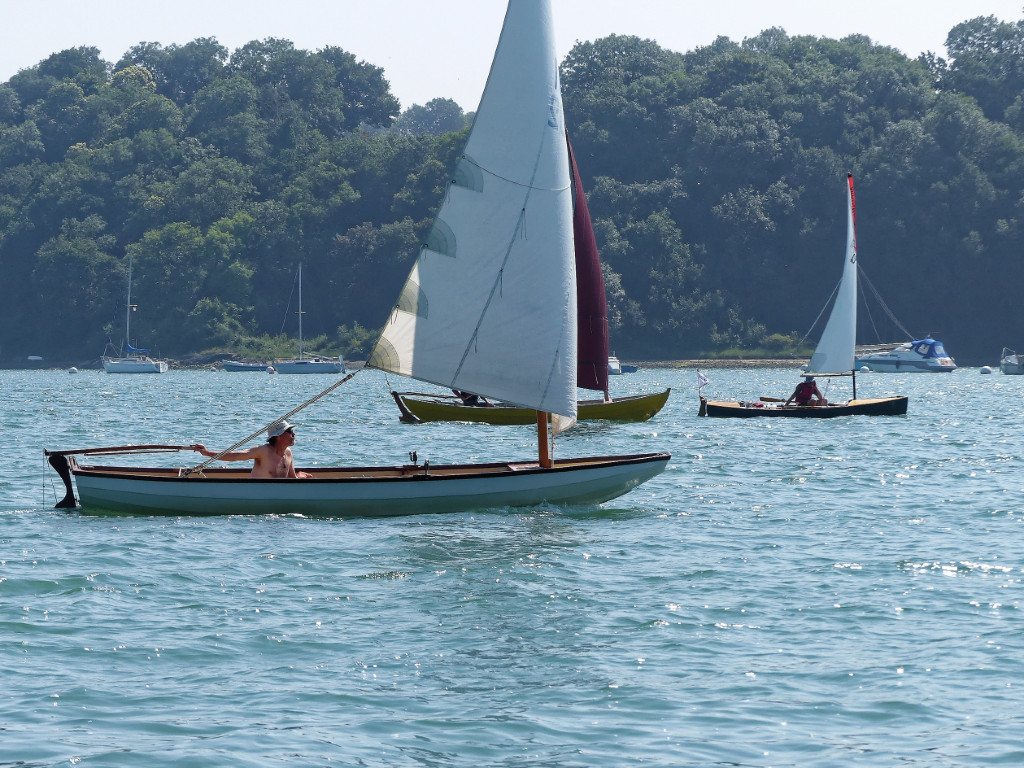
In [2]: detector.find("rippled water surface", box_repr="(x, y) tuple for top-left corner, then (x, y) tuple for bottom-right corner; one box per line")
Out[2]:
(3, 366), (1024, 766)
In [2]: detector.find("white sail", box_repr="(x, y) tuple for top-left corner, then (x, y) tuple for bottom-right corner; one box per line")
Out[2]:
(368, 0), (577, 419)
(807, 174), (858, 376)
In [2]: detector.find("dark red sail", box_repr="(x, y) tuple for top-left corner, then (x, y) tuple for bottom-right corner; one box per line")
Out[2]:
(568, 137), (610, 397)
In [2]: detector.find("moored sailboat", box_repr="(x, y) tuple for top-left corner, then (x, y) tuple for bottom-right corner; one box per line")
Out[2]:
(274, 263), (345, 374)
(101, 253), (168, 373)
(46, 0), (669, 517)
(700, 174), (907, 418)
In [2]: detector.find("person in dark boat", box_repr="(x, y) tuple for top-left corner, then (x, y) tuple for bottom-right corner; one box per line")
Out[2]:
(192, 420), (312, 478)
(785, 376), (828, 407)
(452, 389), (491, 407)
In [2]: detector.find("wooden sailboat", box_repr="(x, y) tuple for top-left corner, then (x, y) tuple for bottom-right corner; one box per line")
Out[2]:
(46, 0), (669, 517)
(391, 136), (670, 424)
(392, 389), (670, 425)
(101, 253), (168, 373)
(700, 174), (908, 418)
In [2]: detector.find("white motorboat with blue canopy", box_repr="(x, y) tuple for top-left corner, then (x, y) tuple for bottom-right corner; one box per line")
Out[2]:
(46, 0), (669, 517)
(856, 338), (957, 372)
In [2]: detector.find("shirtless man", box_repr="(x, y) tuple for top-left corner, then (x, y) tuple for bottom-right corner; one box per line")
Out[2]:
(192, 420), (312, 478)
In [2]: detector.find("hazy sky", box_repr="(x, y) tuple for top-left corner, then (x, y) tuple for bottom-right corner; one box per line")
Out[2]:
(5, 0), (1023, 110)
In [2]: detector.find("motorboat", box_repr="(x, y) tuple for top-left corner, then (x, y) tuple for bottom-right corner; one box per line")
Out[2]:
(221, 360), (272, 372)
(1000, 347), (1024, 375)
(856, 339), (956, 372)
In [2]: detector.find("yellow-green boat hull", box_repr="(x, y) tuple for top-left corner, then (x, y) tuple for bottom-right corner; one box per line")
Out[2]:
(394, 389), (671, 424)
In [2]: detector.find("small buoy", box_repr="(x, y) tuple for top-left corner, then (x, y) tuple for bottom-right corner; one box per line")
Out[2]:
(68, 367), (78, 374)
(267, 366), (276, 374)
(860, 365), (870, 372)
(980, 366), (992, 374)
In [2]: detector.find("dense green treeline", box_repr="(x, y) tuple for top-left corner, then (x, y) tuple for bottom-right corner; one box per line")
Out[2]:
(2, 15), (1023, 365)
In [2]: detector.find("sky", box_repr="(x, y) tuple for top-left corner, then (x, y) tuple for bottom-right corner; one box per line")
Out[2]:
(4, 0), (1024, 111)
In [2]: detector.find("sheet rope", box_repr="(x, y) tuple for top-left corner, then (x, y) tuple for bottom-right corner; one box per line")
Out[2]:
(184, 370), (359, 476)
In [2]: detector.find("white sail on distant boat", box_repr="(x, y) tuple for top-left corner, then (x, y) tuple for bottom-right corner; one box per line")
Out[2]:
(700, 174), (908, 418)
(46, 0), (669, 516)
(274, 263), (345, 374)
(101, 253), (168, 373)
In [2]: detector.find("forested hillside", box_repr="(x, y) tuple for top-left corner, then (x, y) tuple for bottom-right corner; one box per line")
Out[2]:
(1, 15), (1022, 365)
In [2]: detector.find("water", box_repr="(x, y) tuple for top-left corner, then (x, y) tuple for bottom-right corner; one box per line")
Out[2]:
(3, 366), (1024, 767)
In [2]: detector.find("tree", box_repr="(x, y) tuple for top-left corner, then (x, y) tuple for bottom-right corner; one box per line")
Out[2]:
(318, 46), (400, 129)
(117, 39), (228, 105)
(394, 98), (467, 135)
(943, 16), (1024, 122)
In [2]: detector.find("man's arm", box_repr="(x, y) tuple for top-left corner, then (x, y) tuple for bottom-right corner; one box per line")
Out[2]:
(193, 444), (262, 462)
(284, 449), (312, 479)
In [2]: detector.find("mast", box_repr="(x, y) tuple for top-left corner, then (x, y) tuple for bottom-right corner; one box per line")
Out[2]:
(537, 412), (552, 468)
(848, 172), (857, 395)
(296, 263), (305, 360)
(125, 254), (134, 356)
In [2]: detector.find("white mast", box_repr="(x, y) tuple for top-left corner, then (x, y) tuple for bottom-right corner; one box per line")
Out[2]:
(125, 254), (134, 354)
(297, 263), (304, 360)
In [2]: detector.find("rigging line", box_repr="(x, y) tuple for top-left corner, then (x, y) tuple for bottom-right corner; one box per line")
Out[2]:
(858, 278), (882, 344)
(184, 370), (359, 476)
(798, 279), (841, 349)
(858, 266), (912, 339)
(45, 456), (55, 506)
(460, 155), (571, 193)
(278, 267), (300, 335)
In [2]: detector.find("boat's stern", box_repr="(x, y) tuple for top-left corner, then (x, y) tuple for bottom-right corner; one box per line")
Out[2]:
(44, 451), (78, 508)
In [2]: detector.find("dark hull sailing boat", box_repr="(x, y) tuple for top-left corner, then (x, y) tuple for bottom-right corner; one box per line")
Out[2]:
(700, 174), (907, 419)
(391, 137), (670, 424)
(46, 0), (669, 517)
(700, 396), (907, 418)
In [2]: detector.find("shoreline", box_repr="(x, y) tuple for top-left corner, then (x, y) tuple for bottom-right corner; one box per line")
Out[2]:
(5, 357), (805, 371)
(632, 359), (803, 369)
